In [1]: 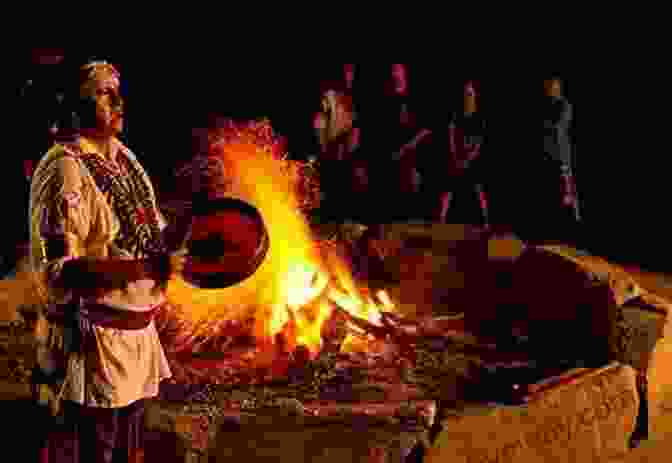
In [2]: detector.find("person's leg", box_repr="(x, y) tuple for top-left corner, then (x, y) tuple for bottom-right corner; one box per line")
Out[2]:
(396, 157), (420, 221)
(542, 163), (579, 243)
(438, 191), (454, 223)
(350, 161), (370, 223)
(115, 399), (146, 463)
(474, 183), (490, 229)
(419, 175), (443, 223)
(367, 162), (389, 223)
(419, 176), (450, 223)
(78, 403), (120, 463)
(38, 400), (81, 463)
(561, 163), (581, 222)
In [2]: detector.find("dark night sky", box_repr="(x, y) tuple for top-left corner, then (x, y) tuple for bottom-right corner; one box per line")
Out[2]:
(4, 54), (663, 271)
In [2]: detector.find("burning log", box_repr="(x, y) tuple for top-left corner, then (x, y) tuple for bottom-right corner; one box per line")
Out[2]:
(329, 303), (388, 340)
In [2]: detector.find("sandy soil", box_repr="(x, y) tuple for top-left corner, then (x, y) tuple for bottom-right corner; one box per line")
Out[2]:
(5, 235), (672, 461)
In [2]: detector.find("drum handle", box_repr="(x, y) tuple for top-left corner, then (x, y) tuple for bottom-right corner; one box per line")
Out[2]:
(178, 218), (194, 255)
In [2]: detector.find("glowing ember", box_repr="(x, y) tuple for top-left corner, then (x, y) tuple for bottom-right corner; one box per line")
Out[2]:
(167, 119), (395, 358)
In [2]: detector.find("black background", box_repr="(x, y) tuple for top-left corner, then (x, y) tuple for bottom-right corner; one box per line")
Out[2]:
(4, 53), (661, 272)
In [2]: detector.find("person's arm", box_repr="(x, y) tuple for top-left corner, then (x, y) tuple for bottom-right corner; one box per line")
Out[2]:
(314, 112), (328, 154)
(447, 120), (460, 163)
(465, 143), (481, 162)
(155, 200), (191, 253)
(404, 128), (433, 152)
(394, 128), (433, 161)
(465, 120), (484, 162)
(58, 256), (170, 294)
(315, 90), (336, 155)
(544, 98), (571, 127)
(450, 119), (483, 164)
(32, 155), (170, 297)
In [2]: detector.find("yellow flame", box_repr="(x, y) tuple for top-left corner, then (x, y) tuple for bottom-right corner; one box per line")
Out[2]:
(286, 265), (328, 309)
(167, 141), (322, 338)
(165, 135), (396, 354)
(295, 299), (332, 352)
(376, 290), (394, 310)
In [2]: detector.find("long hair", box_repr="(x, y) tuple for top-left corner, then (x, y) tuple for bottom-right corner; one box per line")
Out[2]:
(17, 55), (80, 166)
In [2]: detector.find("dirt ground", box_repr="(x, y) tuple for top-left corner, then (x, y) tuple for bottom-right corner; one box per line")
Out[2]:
(612, 430), (672, 462)
(4, 238), (672, 461)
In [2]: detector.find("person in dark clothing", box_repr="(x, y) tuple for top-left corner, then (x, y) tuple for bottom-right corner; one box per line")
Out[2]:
(517, 76), (579, 243)
(543, 77), (580, 223)
(361, 64), (430, 222)
(313, 81), (359, 222)
(418, 81), (490, 227)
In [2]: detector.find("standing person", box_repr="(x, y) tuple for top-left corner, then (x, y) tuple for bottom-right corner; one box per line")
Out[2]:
(337, 64), (376, 221)
(543, 76), (580, 226)
(29, 58), (186, 463)
(313, 64), (359, 159)
(313, 69), (359, 221)
(420, 81), (490, 227)
(364, 64), (430, 222)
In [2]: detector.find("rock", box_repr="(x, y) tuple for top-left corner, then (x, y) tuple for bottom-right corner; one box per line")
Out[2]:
(427, 363), (639, 463)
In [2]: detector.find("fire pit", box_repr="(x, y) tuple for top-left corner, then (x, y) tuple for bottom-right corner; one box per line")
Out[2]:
(148, 120), (449, 460)
(145, 120), (642, 461)
(146, 222), (556, 461)
(0, 120), (652, 461)
(154, 120), (572, 461)
(147, 299), (481, 462)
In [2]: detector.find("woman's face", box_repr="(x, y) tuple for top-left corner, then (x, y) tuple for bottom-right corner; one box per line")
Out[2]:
(93, 78), (124, 135)
(544, 79), (562, 97)
(464, 83), (477, 113)
(464, 93), (477, 113)
(80, 65), (124, 135)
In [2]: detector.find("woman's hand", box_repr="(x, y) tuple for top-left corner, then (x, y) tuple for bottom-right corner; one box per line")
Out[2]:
(144, 251), (188, 284)
(150, 252), (187, 294)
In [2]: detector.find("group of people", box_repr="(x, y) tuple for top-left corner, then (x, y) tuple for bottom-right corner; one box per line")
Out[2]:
(312, 64), (579, 232)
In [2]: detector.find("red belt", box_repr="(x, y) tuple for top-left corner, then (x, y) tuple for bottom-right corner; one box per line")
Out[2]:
(85, 303), (162, 331)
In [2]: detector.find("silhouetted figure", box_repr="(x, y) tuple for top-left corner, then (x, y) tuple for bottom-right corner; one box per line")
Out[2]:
(544, 77), (579, 223)
(362, 64), (429, 222)
(313, 76), (359, 222)
(420, 81), (489, 227)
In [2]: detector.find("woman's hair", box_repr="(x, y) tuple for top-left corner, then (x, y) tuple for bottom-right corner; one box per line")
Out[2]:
(17, 54), (90, 157)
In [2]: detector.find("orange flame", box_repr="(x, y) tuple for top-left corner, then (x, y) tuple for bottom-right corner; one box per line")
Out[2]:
(167, 120), (394, 356)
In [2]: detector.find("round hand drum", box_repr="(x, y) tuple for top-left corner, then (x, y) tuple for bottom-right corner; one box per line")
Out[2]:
(183, 197), (270, 289)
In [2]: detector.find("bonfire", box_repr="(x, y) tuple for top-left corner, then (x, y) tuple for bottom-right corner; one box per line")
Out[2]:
(157, 119), (445, 392)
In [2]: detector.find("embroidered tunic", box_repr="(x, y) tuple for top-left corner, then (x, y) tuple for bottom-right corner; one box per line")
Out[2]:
(29, 136), (172, 408)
